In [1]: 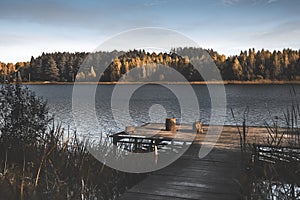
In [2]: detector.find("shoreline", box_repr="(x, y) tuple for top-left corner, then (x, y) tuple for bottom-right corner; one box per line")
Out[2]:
(15, 80), (300, 85)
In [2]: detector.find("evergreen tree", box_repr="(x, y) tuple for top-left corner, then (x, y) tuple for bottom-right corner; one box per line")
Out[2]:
(43, 56), (59, 81)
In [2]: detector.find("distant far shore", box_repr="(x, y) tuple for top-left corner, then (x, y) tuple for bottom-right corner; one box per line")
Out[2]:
(11, 80), (300, 85)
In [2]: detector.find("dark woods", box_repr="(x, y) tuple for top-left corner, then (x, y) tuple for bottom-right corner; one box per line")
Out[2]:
(1, 48), (300, 82)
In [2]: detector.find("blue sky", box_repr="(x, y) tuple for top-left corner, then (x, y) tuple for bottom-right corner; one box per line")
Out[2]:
(0, 0), (300, 63)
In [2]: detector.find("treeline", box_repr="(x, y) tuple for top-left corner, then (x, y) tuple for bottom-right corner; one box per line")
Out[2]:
(208, 48), (300, 81)
(0, 52), (89, 82)
(1, 48), (300, 82)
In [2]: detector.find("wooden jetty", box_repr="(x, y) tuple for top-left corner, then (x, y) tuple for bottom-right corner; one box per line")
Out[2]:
(115, 123), (270, 200)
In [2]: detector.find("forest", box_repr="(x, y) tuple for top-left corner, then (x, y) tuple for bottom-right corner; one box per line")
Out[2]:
(1, 47), (300, 82)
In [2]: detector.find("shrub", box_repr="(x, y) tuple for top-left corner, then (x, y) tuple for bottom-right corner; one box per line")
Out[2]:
(0, 84), (51, 147)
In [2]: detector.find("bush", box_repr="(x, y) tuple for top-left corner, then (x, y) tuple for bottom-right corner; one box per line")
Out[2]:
(0, 84), (51, 147)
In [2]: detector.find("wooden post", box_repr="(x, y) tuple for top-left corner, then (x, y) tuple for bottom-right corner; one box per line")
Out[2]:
(252, 144), (258, 164)
(154, 144), (158, 156)
(243, 120), (246, 152)
(154, 140), (158, 165)
(165, 118), (176, 131)
(113, 135), (119, 146)
(193, 121), (203, 134)
(125, 126), (135, 133)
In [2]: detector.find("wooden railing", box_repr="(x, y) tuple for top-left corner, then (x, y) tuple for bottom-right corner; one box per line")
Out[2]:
(252, 144), (300, 165)
(109, 132), (172, 153)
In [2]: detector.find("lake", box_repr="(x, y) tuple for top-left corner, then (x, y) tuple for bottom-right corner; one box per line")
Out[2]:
(26, 84), (300, 135)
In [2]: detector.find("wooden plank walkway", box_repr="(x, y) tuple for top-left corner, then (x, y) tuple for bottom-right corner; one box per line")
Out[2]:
(117, 124), (269, 200)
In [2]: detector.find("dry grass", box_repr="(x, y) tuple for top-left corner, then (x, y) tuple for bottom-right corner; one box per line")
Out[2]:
(0, 124), (145, 200)
(237, 89), (300, 199)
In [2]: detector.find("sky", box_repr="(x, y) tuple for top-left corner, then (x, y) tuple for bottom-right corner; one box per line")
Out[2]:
(0, 0), (300, 63)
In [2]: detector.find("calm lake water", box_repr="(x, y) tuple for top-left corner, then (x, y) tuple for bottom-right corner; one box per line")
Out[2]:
(26, 84), (300, 135)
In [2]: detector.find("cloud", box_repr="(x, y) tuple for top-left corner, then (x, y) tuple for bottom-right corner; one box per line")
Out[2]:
(267, 0), (278, 4)
(0, 1), (107, 29)
(143, 0), (167, 7)
(221, 0), (280, 6)
(1, 0), (299, 62)
(221, 0), (240, 5)
(0, 0), (161, 33)
(0, 34), (27, 46)
(255, 21), (300, 38)
(238, 20), (300, 51)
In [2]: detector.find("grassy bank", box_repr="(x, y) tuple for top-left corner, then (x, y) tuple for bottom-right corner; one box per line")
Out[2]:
(0, 125), (145, 199)
(0, 84), (145, 199)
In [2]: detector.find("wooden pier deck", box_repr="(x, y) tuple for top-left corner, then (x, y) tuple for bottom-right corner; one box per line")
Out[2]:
(117, 124), (269, 200)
